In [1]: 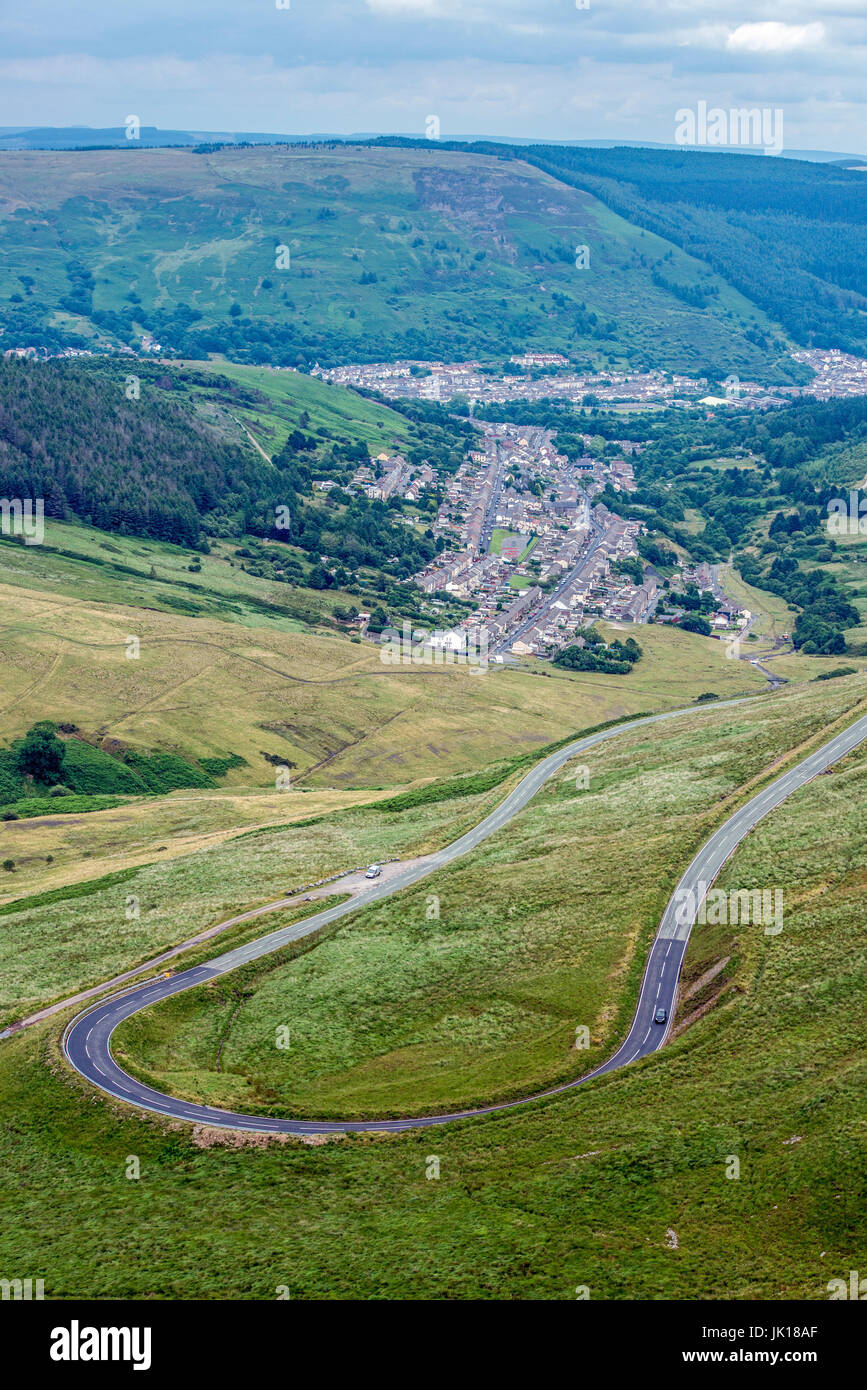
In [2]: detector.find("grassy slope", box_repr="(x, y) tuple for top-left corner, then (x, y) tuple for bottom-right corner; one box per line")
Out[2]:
(0, 145), (785, 373)
(0, 676), (864, 1298)
(0, 767), (556, 1023)
(720, 554), (866, 681)
(180, 359), (413, 459)
(719, 561), (795, 643)
(110, 677), (867, 1119)
(812, 528), (867, 648)
(0, 784), (406, 909)
(725, 439), (867, 657)
(0, 569), (767, 799)
(0, 517), (364, 634)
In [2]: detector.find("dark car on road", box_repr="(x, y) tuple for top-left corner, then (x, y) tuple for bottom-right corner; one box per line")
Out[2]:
(654, 1007), (667, 1024)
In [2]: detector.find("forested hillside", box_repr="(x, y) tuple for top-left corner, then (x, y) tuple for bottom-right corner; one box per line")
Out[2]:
(0, 357), (467, 576)
(0, 357), (263, 546)
(489, 143), (867, 356)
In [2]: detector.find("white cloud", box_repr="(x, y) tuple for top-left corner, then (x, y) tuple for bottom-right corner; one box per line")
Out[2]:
(0, 4), (864, 151)
(726, 22), (826, 55)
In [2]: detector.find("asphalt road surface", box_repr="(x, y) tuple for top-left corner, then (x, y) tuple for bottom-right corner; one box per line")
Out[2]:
(63, 700), (867, 1134)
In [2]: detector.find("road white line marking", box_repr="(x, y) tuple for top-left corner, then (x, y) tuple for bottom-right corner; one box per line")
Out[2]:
(64, 709), (867, 1132)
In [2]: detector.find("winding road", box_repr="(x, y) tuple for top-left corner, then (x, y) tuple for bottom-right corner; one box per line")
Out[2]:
(63, 698), (867, 1134)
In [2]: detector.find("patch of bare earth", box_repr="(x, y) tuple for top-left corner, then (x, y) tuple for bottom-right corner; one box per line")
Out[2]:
(189, 1125), (347, 1149)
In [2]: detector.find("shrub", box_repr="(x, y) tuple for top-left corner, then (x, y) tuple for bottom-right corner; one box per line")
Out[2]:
(198, 753), (247, 779)
(15, 722), (66, 784)
(813, 666), (857, 681)
(61, 739), (146, 795)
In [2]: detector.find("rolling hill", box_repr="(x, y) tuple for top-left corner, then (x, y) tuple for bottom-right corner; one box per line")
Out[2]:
(0, 143), (801, 377)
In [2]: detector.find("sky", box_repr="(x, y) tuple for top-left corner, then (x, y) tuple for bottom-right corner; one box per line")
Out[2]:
(0, 0), (865, 153)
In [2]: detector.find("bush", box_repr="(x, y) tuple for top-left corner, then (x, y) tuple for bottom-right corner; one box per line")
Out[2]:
(0, 795), (125, 820)
(15, 722), (66, 784)
(122, 750), (216, 793)
(48, 783), (73, 797)
(554, 631), (642, 674)
(813, 667), (857, 681)
(61, 739), (147, 795)
(678, 614), (712, 636)
(2, 860), (15, 872)
(0, 749), (24, 806)
(198, 753), (247, 779)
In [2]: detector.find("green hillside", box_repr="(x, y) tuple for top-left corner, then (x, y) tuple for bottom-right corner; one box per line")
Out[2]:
(0, 144), (796, 377)
(111, 678), (866, 1121)
(0, 677), (864, 1298)
(0, 355), (468, 585)
(518, 143), (867, 357)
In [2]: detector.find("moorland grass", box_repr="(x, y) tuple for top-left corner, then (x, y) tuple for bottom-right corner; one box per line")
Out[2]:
(110, 677), (867, 1118)
(0, 679), (863, 1299)
(0, 575), (767, 793)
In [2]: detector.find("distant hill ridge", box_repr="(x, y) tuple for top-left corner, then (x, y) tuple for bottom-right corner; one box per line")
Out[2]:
(0, 127), (863, 162)
(1, 141), (849, 374)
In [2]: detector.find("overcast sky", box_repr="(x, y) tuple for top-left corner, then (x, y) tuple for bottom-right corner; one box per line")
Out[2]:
(1, 0), (864, 152)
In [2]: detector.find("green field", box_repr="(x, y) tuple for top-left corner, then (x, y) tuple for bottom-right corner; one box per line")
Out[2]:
(0, 518), (358, 634)
(1, 675), (865, 1299)
(179, 359), (414, 460)
(0, 770), (536, 1025)
(719, 562), (796, 642)
(488, 528), (520, 556)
